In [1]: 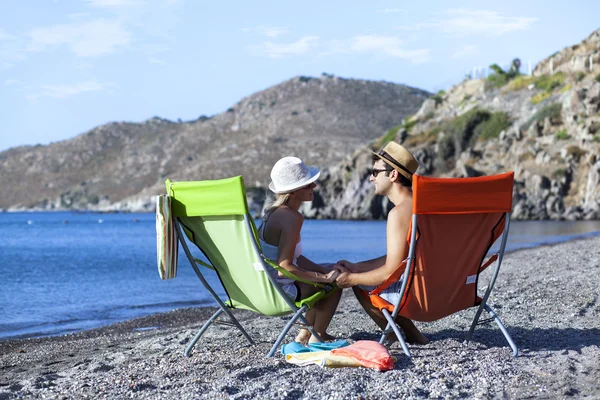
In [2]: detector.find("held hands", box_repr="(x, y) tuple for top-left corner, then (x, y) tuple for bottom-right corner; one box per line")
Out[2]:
(336, 259), (359, 273)
(323, 269), (340, 283)
(333, 263), (353, 288)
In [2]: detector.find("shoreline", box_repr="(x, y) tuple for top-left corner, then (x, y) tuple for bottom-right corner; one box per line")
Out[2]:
(2, 230), (600, 343)
(1, 236), (600, 399)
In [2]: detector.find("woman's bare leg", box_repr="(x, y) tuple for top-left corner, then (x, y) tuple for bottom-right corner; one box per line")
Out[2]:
(352, 287), (429, 345)
(295, 283), (342, 343)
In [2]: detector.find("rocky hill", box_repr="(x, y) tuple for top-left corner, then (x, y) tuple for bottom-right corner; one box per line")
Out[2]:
(0, 75), (429, 212)
(303, 29), (600, 220)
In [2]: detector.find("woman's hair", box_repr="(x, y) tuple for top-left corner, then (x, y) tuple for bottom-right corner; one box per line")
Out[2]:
(262, 192), (291, 219)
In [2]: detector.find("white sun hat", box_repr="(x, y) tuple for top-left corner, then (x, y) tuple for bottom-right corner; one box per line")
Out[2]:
(268, 156), (320, 194)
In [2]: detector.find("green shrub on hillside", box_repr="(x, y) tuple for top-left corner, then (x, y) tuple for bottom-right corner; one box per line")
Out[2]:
(434, 109), (510, 172)
(507, 75), (535, 91)
(535, 72), (565, 91)
(531, 92), (551, 104)
(376, 118), (418, 148)
(595, 73), (600, 83)
(437, 135), (455, 161)
(507, 72), (565, 94)
(486, 59), (521, 89)
(522, 103), (562, 130)
(555, 129), (570, 140)
(576, 71), (586, 82)
(476, 112), (511, 139)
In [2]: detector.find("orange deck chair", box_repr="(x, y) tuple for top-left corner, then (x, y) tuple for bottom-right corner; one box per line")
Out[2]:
(363, 172), (518, 358)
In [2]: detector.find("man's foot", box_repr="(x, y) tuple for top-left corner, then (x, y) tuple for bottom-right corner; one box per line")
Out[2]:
(383, 331), (430, 345)
(405, 332), (430, 345)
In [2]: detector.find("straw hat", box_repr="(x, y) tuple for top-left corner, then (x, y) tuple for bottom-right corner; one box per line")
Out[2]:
(268, 156), (320, 194)
(371, 142), (419, 181)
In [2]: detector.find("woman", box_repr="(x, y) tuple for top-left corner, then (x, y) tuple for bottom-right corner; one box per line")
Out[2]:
(259, 156), (341, 344)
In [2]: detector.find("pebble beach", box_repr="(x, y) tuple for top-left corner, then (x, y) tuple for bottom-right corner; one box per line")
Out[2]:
(1, 236), (599, 399)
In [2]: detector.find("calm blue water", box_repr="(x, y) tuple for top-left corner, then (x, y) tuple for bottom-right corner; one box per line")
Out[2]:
(1, 212), (600, 340)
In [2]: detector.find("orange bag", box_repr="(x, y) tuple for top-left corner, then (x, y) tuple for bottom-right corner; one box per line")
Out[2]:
(331, 340), (394, 371)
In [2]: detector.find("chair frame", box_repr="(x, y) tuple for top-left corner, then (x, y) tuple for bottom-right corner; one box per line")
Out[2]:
(173, 213), (326, 358)
(379, 212), (518, 358)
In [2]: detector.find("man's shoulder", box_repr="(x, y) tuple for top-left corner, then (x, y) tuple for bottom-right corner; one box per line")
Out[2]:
(388, 196), (412, 218)
(388, 199), (412, 225)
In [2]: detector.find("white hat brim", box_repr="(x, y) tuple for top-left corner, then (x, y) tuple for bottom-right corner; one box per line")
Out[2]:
(269, 167), (320, 194)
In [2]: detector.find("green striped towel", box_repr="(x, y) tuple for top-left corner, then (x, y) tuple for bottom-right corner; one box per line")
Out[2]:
(156, 194), (178, 279)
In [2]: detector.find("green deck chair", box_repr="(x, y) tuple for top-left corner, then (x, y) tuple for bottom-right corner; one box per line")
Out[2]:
(165, 176), (337, 357)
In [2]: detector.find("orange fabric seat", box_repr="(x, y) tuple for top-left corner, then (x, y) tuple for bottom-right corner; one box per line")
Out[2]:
(364, 172), (518, 357)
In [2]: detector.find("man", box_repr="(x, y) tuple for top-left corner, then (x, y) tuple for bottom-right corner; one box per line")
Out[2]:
(335, 141), (429, 345)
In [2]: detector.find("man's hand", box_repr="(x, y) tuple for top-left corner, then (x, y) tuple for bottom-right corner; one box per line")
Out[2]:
(336, 260), (359, 273)
(335, 271), (354, 288)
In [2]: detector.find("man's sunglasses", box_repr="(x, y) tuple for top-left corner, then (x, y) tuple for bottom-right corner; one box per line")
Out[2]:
(371, 168), (393, 177)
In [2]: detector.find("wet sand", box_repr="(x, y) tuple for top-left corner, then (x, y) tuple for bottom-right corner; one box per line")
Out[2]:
(1, 236), (599, 399)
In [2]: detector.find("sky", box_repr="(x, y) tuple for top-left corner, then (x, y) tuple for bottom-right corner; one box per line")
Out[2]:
(1, 1), (599, 152)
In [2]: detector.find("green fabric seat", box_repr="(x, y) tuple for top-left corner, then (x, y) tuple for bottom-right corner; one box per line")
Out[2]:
(165, 176), (337, 357)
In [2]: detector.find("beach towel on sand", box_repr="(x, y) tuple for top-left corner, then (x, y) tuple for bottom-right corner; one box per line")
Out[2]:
(280, 340), (350, 355)
(284, 340), (395, 371)
(285, 351), (363, 368)
(331, 340), (395, 371)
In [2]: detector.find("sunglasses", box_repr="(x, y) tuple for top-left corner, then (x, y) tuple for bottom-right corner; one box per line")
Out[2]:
(371, 168), (393, 177)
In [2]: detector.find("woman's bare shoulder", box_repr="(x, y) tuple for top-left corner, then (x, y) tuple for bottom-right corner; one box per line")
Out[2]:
(270, 207), (303, 227)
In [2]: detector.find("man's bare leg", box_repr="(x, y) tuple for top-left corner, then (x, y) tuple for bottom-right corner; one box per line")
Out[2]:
(352, 287), (429, 345)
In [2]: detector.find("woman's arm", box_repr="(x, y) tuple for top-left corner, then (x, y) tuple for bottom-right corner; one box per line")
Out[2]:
(296, 256), (334, 274)
(275, 210), (337, 283)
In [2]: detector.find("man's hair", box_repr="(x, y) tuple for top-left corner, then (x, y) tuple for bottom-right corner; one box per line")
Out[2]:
(372, 155), (412, 188)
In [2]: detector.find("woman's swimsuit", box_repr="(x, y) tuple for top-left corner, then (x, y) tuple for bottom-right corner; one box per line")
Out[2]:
(258, 216), (303, 301)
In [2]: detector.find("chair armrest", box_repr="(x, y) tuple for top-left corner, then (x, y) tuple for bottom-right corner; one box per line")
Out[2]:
(263, 257), (327, 288)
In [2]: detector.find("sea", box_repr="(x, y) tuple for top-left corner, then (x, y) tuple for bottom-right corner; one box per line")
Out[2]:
(1, 211), (600, 340)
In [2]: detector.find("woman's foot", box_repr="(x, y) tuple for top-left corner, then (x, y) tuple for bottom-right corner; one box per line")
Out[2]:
(295, 329), (311, 345)
(308, 332), (337, 344)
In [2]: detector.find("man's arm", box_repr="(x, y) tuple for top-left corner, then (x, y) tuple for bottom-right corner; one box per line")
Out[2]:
(337, 255), (386, 273)
(336, 203), (411, 288)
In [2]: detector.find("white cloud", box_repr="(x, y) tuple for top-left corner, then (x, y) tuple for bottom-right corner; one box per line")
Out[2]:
(252, 36), (319, 58)
(27, 81), (118, 101)
(376, 8), (407, 14)
(242, 25), (289, 38)
(399, 9), (538, 36)
(437, 9), (538, 36)
(452, 44), (477, 59)
(84, 0), (141, 7)
(350, 35), (430, 63)
(27, 19), (132, 57)
(148, 57), (166, 64)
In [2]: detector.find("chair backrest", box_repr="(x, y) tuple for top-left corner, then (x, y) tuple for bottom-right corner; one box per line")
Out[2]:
(398, 172), (514, 322)
(167, 176), (292, 316)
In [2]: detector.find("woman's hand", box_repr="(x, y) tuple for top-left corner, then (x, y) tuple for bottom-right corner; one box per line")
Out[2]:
(336, 260), (359, 273)
(323, 269), (339, 283)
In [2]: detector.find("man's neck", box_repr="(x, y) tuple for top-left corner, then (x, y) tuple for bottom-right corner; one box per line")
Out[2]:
(387, 185), (412, 206)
